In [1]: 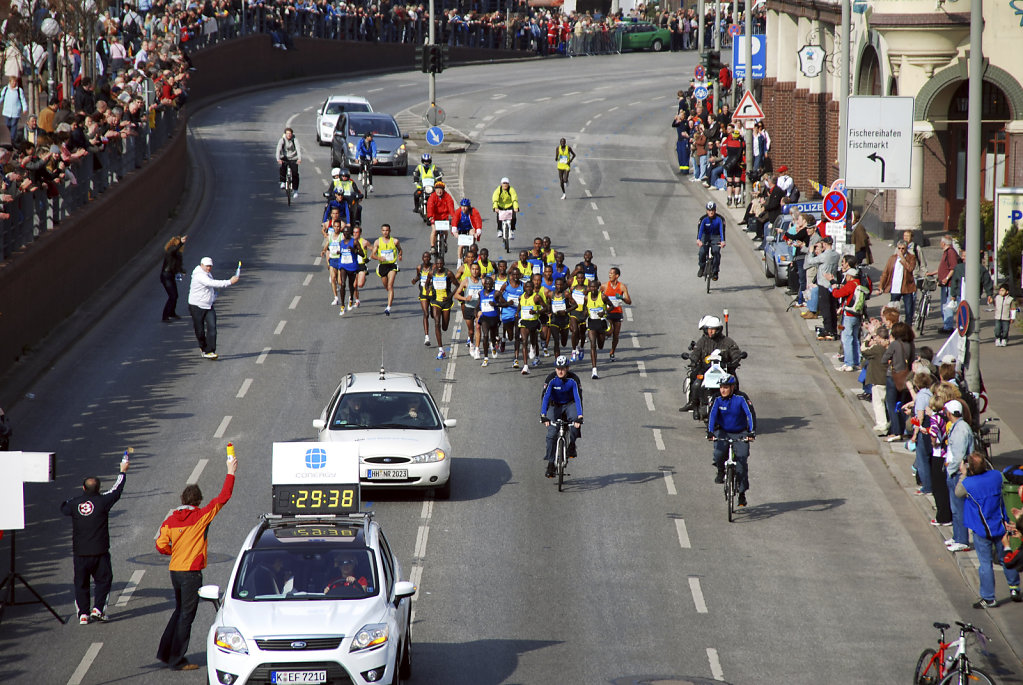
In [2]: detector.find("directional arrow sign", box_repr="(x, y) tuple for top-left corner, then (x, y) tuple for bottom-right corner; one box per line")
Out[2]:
(732, 90), (765, 120)
(426, 126), (444, 146)
(845, 96), (914, 189)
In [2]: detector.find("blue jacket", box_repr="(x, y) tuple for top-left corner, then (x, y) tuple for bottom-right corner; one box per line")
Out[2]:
(708, 394), (753, 434)
(356, 138), (377, 159)
(697, 215), (725, 243)
(541, 377), (582, 416)
(962, 470), (1008, 539)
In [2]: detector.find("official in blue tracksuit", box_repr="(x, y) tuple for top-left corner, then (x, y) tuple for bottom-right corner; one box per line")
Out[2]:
(708, 375), (755, 502)
(540, 357), (583, 477)
(671, 110), (692, 175)
(697, 203), (726, 279)
(956, 453), (1021, 606)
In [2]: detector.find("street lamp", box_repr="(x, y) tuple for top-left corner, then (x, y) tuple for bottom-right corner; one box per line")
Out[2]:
(40, 18), (60, 104)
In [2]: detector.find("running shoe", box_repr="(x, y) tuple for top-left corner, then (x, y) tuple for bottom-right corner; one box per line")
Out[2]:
(436, 349), (446, 360)
(424, 335), (430, 346)
(90, 608), (109, 622)
(513, 360), (521, 369)
(591, 368), (599, 379)
(521, 366), (529, 375)
(608, 352), (616, 361)
(384, 307), (391, 316)
(561, 193), (566, 200)
(79, 614), (90, 625)
(354, 299), (360, 308)
(339, 308), (345, 317)
(331, 296), (339, 305)
(481, 357), (489, 367)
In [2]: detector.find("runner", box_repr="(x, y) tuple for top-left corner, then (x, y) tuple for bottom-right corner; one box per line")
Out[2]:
(526, 238), (545, 278)
(476, 276), (501, 367)
(551, 251), (570, 282)
(412, 252), (433, 345)
(319, 221), (345, 306)
(584, 279), (613, 379)
(350, 225), (372, 308)
(556, 137), (577, 200)
(568, 270), (589, 362)
(476, 247), (496, 280)
(426, 256), (457, 359)
(493, 261), (510, 354)
(453, 261), (484, 359)
(514, 250), (533, 282)
(497, 267), (525, 368)
(603, 267), (633, 361)
(574, 250), (599, 284)
(369, 223), (402, 316)
(547, 277), (572, 359)
(517, 280), (547, 375)
(335, 225), (364, 316)
(538, 265), (557, 357)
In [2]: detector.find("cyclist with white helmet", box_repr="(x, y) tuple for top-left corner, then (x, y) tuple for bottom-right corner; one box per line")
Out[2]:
(540, 355), (583, 478)
(696, 201), (726, 280)
(412, 152), (442, 211)
(681, 314), (743, 412)
(707, 374), (755, 507)
(491, 177), (520, 240)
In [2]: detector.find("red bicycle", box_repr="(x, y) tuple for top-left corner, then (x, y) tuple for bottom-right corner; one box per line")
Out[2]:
(914, 621), (994, 684)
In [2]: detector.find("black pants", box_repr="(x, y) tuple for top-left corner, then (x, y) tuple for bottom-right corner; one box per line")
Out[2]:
(157, 570), (203, 667)
(188, 305), (217, 353)
(73, 553), (112, 616)
(279, 159), (299, 190)
(930, 457), (952, 524)
(818, 285), (837, 334)
(160, 272), (178, 320)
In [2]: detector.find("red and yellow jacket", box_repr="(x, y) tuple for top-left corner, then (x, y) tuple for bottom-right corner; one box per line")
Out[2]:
(156, 475), (235, 571)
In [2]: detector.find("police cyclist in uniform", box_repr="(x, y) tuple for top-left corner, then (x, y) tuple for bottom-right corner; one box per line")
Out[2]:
(697, 201), (726, 280)
(541, 356), (583, 478)
(491, 176), (520, 240)
(276, 126), (301, 199)
(355, 132), (377, 194)
(707, 375), (755, 507)
(681, 315), (743, 412)
(412, 152), (442, 212)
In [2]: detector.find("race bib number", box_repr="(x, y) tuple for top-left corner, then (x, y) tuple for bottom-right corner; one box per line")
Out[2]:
(588, 306), (604, 320)
(520, 305), (534, 319)
(328, 242), (341, 258)
(433, 276), (447, 291)
(341, 251), (354, 265)
(552, 300), (567, 313)
(435, 220), (450, 232)
(572, 291), (586, 304)
(559, 155), (569, 164)
(481, 300), (494, 313)
(381, 248), (395, 261)
(507, 295), (519, 306)
(608, 296), (622, 308)
(532, 265), (542, 275)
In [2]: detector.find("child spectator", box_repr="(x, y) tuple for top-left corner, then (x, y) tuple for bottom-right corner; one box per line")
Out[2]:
(993, 283), (1017, 347)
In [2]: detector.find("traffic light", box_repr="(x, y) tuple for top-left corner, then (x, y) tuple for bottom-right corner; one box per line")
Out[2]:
(435, 45), (448, 74)
(415, 45), (428, 73)
(704, 49), (722, 73)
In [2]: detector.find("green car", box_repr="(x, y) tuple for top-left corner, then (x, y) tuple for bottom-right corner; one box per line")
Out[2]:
(619, 22), (671, 52)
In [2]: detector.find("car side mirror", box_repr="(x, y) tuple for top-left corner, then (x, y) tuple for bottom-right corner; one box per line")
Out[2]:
(444, 418), (457, 428)
(681, 352), (690, 360)
(394, 581), (416, 606)
(313, 419), (326, 430)
(740, 351), (748, 360)
(402, 133), (410, 139)
(198, 584), (221, 610)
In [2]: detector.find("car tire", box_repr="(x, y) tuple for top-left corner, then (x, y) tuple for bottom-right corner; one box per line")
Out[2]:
(434, 479), (451, 500)
(774, 270), (787, 288)
(398, 165), (408, 177)
(651, 38), (664, 52)
(398, 629), (412, 679)
(764, 258), (771, 280)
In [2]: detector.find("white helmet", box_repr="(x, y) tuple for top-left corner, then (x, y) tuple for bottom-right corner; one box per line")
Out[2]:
(699, 315), (722, 330)
(500, 177), (510, 184)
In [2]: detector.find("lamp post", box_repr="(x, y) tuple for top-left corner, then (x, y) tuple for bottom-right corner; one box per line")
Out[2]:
(41, 18), (60, 105)
(964, 0), (983, 389)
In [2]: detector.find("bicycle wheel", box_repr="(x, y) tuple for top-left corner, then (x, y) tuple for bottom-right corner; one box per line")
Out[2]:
(502, 223), (510, 253)
(914, 648), (940, 685)
(937, 668), (995, 685)
(286, 174), (292, 206)
(705, 269), (711, 294)
(725, 463), (735, 522)
(556, 435), (567, 492)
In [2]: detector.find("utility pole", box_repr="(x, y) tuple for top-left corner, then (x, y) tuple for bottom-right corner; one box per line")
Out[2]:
(428, 0), (436, 106)
(743, 2), (752, 200)
(838, 0), (850, 182)
(698, 0), (705, 55)
(712, 0), (721, 112)
(731, 0), (738, 108)
(964, 0), (983, 389)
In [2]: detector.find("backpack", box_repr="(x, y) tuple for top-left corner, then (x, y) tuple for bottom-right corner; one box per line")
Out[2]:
(1002, 466), (1023, 486)
(850, 283), (870, 315)
(736, 390), (758, 434)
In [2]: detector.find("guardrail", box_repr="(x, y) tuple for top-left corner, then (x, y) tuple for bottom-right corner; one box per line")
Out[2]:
(0, 107), (178, 263)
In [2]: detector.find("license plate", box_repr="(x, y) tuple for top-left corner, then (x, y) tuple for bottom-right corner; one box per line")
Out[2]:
(271, 671), (326, 684)
(367, 469), (408, 480)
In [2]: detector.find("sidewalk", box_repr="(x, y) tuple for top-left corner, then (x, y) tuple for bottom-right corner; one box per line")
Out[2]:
(706, 188), (1023, 661)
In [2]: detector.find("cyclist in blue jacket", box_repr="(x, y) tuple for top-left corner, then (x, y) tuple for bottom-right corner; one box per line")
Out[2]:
(356, 133), (377, 192)
(707, 375), (754, 506)
(541, 356), (583, 478)
(697, 201), (726, 280)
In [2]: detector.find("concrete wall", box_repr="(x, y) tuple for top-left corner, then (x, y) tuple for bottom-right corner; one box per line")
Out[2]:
(0, 36), (528, 379)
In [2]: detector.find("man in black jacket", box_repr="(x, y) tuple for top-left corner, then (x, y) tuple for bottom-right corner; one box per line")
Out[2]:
(60, 459), (129, 624)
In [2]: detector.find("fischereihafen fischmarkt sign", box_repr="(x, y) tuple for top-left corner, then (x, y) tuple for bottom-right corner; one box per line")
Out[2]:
(845, 96), (914, 189)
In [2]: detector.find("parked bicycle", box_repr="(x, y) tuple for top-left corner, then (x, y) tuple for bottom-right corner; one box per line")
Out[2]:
(914, 620), (994, 685)
(915, 275), (937, 334)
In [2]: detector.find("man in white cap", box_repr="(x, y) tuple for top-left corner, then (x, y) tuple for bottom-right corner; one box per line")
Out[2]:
(943, 399), (975, 553)
(187, 257), (239, 359)
(491, 176), (519, 240)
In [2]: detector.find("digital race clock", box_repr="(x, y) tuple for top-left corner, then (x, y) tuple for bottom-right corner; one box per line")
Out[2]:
(272, 484), (361, 515)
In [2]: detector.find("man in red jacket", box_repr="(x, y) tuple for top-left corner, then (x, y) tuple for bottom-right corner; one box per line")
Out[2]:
(825, 257), (866, 371)
(927, 234), (962, 333)
(427, 181), (456, 256)
(155, 455), (237, 671)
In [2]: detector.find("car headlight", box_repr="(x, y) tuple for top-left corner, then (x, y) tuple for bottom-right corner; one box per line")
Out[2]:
(347, 142), (356, 153)
(214, 626), (249, 654)
(350, 623), (388, 652)
(398, 144), (406, 154)
(409, 448), (446, 464)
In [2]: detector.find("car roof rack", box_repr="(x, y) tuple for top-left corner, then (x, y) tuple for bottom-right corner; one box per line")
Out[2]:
(259, 512), (375, 529)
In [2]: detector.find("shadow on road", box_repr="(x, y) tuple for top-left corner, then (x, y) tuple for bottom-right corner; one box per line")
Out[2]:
(412, 638), (561, 684)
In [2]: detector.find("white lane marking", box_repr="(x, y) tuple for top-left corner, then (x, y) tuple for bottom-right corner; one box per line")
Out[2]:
(707, 648), (724, 681)
(644, 392), (655, 412)
(256, 347), (271, 364)
(420, 499), (434, 520)
(414, 525), (430, 559)
(631, 333), (639, 348)
(441, 384), (452, 404)
(483, 115), (494, 121)
(66, 643), (103, 685)
(565, 91), (582, 96)
(274, 320), (287, 335)
(286, 112), (301, 128)
(625, 308), (633, 322)
(304, 106), (314, 111)
(593, 113), (602, 119)
(474, 122), (485, 130)
(491, 93), (507, 99)
(608, 106), (619, 112)
(590, 201), (598, 210)
(689, 577), (708, 613)
(313, 256), (322, 266)
(445, 360), (456, 380)
(213, 417), (231, 439)
(585, 119), (592, 127)
(609, 247), (617, 258)
(237, 378), (253, 398)
(637, 361), (647, 377)
(663, 470), (677, 495)
(535, 96), (551, 102)
(579, 127), (587, 133)
(494, 108), (507, 114)
(585, 190), (593, 198)
(597, 216), (605, 226)
(368, 87), (384, 93)
(114, 570), (145, 607)
(314, 166), (323, 177)
(628, 100), (643, 106)
(186, 458), (209, 484)
(653, 428), (665, 450)
(303, 274), (314, 287)
(675, 519), (691, 549)
(289, 296), (301, 309)
(578, 177), (586, 185)
(602, 230), (610, 241)
(582, 97), (605, 104)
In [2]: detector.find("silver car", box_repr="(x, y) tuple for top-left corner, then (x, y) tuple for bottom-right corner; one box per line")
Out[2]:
(330, 112), (409, 175)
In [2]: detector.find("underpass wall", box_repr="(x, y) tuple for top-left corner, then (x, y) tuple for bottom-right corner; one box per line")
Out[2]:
(0, 36), (527, 383)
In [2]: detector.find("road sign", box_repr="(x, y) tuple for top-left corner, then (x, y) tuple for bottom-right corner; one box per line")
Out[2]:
(956, 300), (971, 337)
(823, 190), (848, 222)
(732, 35), (766, 79)
(694, 64), (706, 81)
(845, 96), (914, 189)
(790, 201), (824, 214)
(830, 178), (846, 194)
(426, 126), (444, 146)
(694, 85), (709, 101)
(728, 24), (741, 37)
(732, 90), (765, 120)
(424, 105), (445, 126)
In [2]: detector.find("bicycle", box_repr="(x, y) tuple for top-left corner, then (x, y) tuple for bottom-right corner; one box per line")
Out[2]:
(433, 220), (449, 259)
(705, 260), (713, 294)
(547, 418), (579, 492)
(497, 209), (514, 254)
(359, 158), (373, 196)
(721, 438), (741, 521)
(915, 275), (937, 335)
(914, 620), (995, 685)
(283, 163), (294, 206)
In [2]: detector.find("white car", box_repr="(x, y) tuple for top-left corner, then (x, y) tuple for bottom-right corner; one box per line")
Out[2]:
(313, 371), (455, 499)
(315, 95), (373, 145)
(200, 515), (415, 685)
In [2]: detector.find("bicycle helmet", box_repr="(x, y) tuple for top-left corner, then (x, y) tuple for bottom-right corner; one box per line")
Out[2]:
(421, 153), (432, 164)
(706, 201), (717, 211)
(460, 198), (471, 207)
(720, 374), (737, 386)
(500, 177), (510, 185)
(331, 167), (341, 177)
(555, 355), (569, 368)
(340, 168), (350, 178)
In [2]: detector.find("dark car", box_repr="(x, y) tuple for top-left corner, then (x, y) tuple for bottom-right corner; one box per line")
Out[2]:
(331, 112), (409, 175)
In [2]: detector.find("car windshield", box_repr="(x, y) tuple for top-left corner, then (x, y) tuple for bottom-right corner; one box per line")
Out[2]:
(232, 547), (378, 601)
(349, 118), (400, 137)
(325, 101), (369, 115)
(330, 391), (441, 430)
